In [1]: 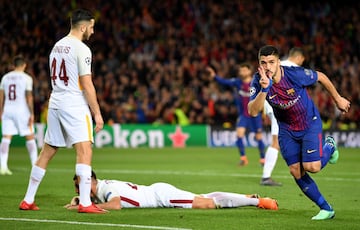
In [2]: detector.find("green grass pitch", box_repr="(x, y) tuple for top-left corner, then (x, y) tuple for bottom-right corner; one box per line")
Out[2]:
(0, 146), (359, 230)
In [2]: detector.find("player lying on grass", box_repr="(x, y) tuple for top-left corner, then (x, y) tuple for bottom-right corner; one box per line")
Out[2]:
(65, 170), (278, 211)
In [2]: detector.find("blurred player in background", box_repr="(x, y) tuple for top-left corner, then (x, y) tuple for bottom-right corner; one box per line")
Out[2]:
(206, 64), (281, 186)
(19, 9), (106, 214)
(260, 100), (281, 186)
(0, 55), (38, 175)
(206, 63), (266, 167)
(65, 170), (279, 210)
(248, 45), (351, 220)
(281, 47), (305, 67)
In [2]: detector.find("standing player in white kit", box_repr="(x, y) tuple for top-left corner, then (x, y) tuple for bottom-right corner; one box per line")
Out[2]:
(19, 9), (106, 213)
(0, 55), (38, 175)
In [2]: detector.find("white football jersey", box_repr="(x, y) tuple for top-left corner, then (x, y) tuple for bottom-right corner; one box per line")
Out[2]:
(0, 70), (32, 114)
(264, 100), (279, 135)
(48, 36), (92, 109)
(280, 59), (299, 67)
(95, 179), (196, 208)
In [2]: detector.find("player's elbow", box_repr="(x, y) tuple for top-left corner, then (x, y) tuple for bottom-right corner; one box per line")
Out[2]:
(107, 198), (122, 210)
(112, 204), (122, 210)
(107, 202), (121, 210)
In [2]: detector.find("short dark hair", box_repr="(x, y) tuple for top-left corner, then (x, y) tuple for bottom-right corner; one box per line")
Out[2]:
(258, 45), (280, 59)
(91, 170), (97, 179)
(13, 55), (26, 67)
(288, 47), (304, 57)
(238, 62), (253, 70)
(70, 9), (94, 27)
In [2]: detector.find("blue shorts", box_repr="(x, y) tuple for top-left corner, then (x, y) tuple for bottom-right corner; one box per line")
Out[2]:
(278, 118), (323, 166)
(236, 115), (263, 133)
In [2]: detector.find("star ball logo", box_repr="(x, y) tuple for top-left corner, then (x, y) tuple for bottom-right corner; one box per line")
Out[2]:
(249, 87), (256, 97)
(168, 126), (189, 148)
(85, 57), (91, 65)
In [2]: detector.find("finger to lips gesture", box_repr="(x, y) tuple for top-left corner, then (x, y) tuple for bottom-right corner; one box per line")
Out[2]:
(258, 66), (270, 88)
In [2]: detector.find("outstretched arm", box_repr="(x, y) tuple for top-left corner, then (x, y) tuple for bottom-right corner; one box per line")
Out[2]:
(205, 66), (238, 86)
(317, 71), (351, 113)
(94, 197), (121, 210)
(205, 66), (216, 80)
(65, 196), (122, 210)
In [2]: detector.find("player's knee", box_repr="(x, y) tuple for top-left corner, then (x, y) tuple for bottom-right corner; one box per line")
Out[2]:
(289, 170), (301, 179)
(289, 164), (301, 179)
(192, 197), (216, 209)
(271, 140), (280, 150)
(303, 162), (321, 173)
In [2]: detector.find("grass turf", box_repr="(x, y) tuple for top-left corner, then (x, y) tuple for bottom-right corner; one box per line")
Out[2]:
(0, 146), (359, 230)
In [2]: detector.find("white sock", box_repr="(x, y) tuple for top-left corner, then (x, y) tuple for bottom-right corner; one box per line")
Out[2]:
(26, 139), (38, 166)
(76, 164), (92, 207)
(0, 138), (11, 170)
(262, 146), (279, 178)
(203, 192), (258, 208)
(24, 165), (46, 204)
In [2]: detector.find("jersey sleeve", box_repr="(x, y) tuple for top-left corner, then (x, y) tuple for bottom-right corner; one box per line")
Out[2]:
(103, 182), (121, 202)
(0, 73), (7, 90)
(214, 76), (239, 87)
(77, 44), (92, 77)
(300, 68), (318, 86)
(249, 73), (261, 101)
(289, 67), (318, 87)
(25, 74), (33, 91)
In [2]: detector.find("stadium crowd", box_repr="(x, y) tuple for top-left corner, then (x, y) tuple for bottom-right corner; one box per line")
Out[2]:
(0, 0), (359, 130)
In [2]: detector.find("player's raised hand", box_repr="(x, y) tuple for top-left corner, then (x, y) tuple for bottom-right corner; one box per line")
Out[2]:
(258, 66), (272, 91)
(205, 66), (216, 79)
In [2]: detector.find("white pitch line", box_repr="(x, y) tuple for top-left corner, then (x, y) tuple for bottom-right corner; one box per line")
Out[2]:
(89, 169), (360, 182)
(12, 167), (360, 182)
(0, 217), (192, 230)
